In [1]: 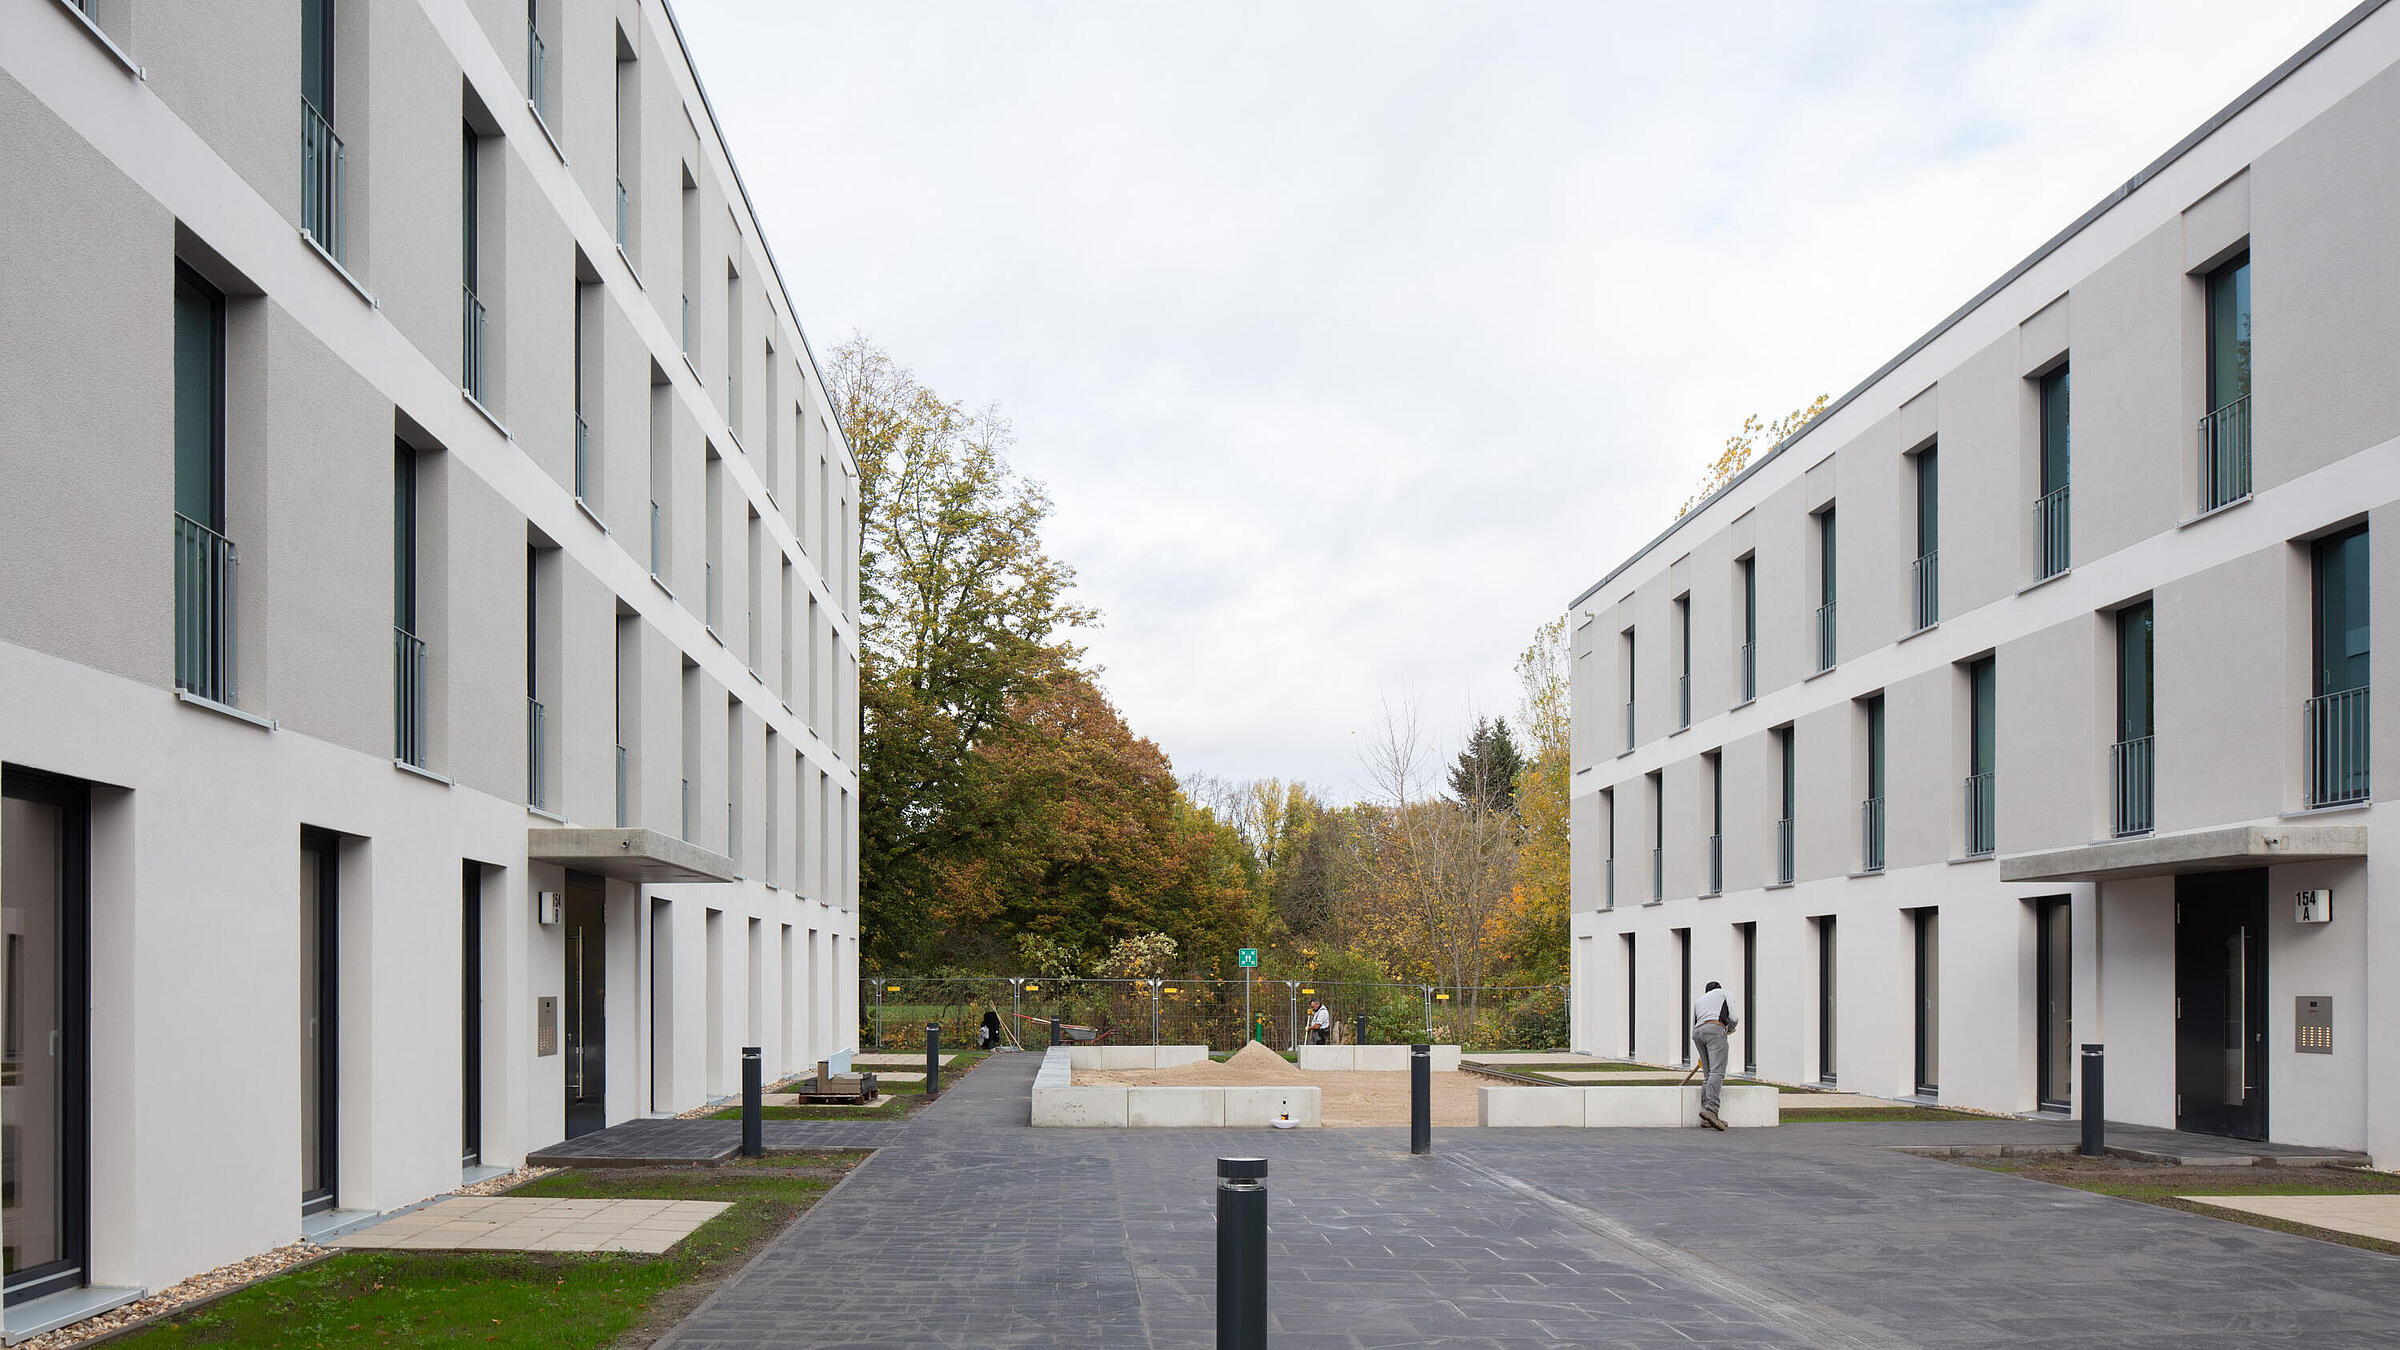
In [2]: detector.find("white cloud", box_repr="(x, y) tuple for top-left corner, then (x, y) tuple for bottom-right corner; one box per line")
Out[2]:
(677, 0), (2353, 797)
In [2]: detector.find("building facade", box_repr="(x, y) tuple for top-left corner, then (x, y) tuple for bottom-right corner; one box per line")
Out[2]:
(0, 0), (860, 1329)
(1570, 2), (2397, 1164)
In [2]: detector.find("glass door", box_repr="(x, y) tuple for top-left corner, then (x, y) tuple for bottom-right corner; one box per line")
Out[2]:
(2036, 898), (2072, 1111)
(1913, 910), (1940, 1098)
(563, 876), (607, 1138)
(300, 832), (338, 1214)
(2176, 870), (2268, 1141)
(3, 769), (90, 1304)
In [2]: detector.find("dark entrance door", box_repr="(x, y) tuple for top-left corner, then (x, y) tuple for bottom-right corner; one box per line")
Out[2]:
(462, 863), (482, 1167)
(3, 769), (90, 1305)
(563, 875), (607, 1138)
(300, 829), (339, 1215)
(2176, 869), (2267, 1141)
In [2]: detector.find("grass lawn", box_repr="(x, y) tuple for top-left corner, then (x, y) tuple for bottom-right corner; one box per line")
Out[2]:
(718, 1052), (989, 1121)
(1781, 1106), (1988, 1122)
(107, 1153), (860, 1349)
(1966, 1156), (2400, 1256)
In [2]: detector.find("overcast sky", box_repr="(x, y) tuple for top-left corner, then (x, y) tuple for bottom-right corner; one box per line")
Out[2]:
(677, 0), (2352, 799)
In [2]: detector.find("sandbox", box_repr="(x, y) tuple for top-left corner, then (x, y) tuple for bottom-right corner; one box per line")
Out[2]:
(1034, 1042), (1487, 1128)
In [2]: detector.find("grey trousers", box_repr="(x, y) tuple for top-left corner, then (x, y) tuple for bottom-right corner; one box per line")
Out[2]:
(1693, 1022), (1729, 1115)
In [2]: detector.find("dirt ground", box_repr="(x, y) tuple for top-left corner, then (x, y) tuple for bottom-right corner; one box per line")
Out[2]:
(1074, 1043), (1485, 1127)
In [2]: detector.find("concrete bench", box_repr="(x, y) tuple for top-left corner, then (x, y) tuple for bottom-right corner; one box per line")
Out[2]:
(1296, 1044), (1461, 1073)
(1478, 1084), (1779, 1128)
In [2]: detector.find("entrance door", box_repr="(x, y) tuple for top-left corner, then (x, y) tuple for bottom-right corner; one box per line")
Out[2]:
(2035, 898), (2072, 1111)
(300, 830), (339, 1215)
(1913, 909), (1940, 1098)
(2176, 869), (2267, 1140)
(2, 770), (89, 1304)
(461, 864), (482, 1167)
(563, 875), (607, 1138)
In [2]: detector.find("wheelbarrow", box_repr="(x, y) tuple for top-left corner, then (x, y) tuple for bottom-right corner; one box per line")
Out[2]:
(1011, 1012), (1110, 1043)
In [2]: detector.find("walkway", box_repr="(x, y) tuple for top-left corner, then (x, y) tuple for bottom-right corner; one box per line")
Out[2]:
(641, 1053), (2400, 1348)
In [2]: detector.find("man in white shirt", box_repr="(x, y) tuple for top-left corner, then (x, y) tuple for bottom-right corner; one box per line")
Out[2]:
(1307, 999), (1333, 1045)
(1690, 981), (1737, 1130)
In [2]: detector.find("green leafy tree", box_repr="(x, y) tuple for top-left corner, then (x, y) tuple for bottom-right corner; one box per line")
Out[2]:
(1448, 716), (1525, 816)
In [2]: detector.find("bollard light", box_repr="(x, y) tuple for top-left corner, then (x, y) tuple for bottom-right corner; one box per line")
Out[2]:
(1410, 1043), (1431, 1155)
(740, 1046), (763, 1159)
(1216, 1157), (1268, 1350)
(925, 1021), (941, 1100)
(2080, 1044), (2105, 1157)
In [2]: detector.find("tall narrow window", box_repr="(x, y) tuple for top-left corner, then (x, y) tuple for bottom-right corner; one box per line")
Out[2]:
(299, 0), (344, 260)
(1775, 727), (1795, 884)
(394, 448), (425, 766)
(524, 0), (548, 122)
(526, 548), (545, 810)
(461, 864), (482, 1167)
(1704, 752), (1722, 895)
(2113, 602), (2154, 836)
(300, 830), (339, 1215)
(1737, 922), (1757, 1075)
(1622, 934), (1637, 1057)
(1814, 914), (1837, 1084)
(1600, 786), (1615, 909)
(1674, 595), (1691, 730)
(613, 35), (637, 252)
(2035, 897), (2072, 1111)
(572, 279), (590, 502)
(1861, 695), (1886, 872)
(1620, 628), (1636, 752)
(725, 268), (742, 432)
(1815, 509), (1837, 671)
(1675, 928), (1692, 1067)
(680, 171), (699, 356)
(1646, 771), (1663, 901)
(461, 127), (487, 404)
(1912, 447), (1939, 631)
(1965, 657), (1997, 856)
(2200, 254), (2252, 511)
(2307, 527), (2370, 807)
(1737, 556), (1756, 703)
(174, 266), (237, 705)
(2037, 368), (2071, 577)
(1913, 909), (1940, 1097)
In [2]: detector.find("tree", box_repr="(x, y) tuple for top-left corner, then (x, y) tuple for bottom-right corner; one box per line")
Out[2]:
(1360, 697), (1515, 1024)
(1678, 394), (1831, 517)
(1448, 716), (1525, 816)
(1500, 616), (1572, 982)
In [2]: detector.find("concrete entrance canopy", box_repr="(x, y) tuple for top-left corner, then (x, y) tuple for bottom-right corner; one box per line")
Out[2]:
(2000, 823), (2366, 884)
(526, 827), (740, 884)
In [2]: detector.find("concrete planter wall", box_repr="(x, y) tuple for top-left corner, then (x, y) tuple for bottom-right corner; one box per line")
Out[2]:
(1064, 1045), (1210, 1071)
(1478, 1084), (1779, 1128)
(1030, 1048), (1321, 1127)
(1296, 1045), (1462, 1072)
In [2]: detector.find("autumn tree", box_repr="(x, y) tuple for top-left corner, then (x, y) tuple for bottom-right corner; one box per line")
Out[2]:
(1678, 394), (1831, 517)
(1499, 616), (1571, 982)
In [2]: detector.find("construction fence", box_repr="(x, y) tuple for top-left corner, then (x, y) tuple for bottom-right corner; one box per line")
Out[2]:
(859, 976), (1570, 1055)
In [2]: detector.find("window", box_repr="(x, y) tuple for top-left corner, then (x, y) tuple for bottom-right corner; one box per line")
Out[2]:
(1814, 915), (1837, 1085)
(1622, 934), (1637, 1057)
(573, 279), (592, 503)
(2200, 254), (2251, 510)
(1911, 447), (1938, 631)
(1736, 555), (1756, 703)
(461, 126), (487, 404)
(1674, 595), (1691, 730)
(1675, 928), (1692, 1067)
(2307, 526), (2369, 807)
(1815, 508), (1837, 671)
(394, 447), (425, 766)
(1620, 628), (1636, 751)
(1774, 727), (1795, 885)
(2037, 368), (2070, 577)
(525, 0), (549, 123)
(2035, 897), (2072, 1112)
(1600, 786), (1615, 909)
(1913, 909), (1940, 1098)
(1861, 695), (1885, 872)
(1704, 751), (1722, 896)
(174, 266), (236, 704)
(1965, 657), (1996, 856)
(614, 35), (637, 251)
(299, 0), (345, 260)
(2113, 602), (2154, 835)
(1736, 922), (1757, 1075)
(526, 547), (546, 810)
(1646, 771), (1663, 901)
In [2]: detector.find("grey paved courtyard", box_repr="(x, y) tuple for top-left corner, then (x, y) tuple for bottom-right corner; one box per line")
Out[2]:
(645, 1051), (2400, 1348)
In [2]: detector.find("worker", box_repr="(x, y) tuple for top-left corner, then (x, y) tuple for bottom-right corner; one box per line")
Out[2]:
(1306, 998), (1332, 1045)
(979, 1008), (1004, 1052)
(1691, 980), (1737, 1130)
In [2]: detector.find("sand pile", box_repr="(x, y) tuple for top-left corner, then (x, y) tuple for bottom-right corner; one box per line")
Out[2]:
(1090, 1041), (1307, 1086)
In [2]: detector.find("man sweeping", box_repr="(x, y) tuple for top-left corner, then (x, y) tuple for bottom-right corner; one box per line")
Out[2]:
(1690, 980), (1738, 1131)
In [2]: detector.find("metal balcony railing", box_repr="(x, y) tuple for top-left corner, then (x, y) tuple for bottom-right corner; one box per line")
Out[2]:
(173, 513), (238, 704)
(394, 626), (427, 765)
(526, 20), (547, 119)
(1677, 673), (1690, 730)
(1860, 797), (1885, 873)
(1964, 771), (1997, 857)
(2035, 485), (2070, 579)
(2305, 688), (2371, 808)
(1706, 834), (1722, 896)
(2198, 395), (2252, 513)
(1775, 816), (1795, 885)
(1622, 700), (1634, 752)
(1603, 857), (1614, 909)
(462, 285), (488, 402)
(649, 499), (662, 576)
(2110, 736), (2154, 836)
(615, 176), (628, 247)
(1911, 551), (1939, 632)
(1739, 640), (1755, 704)
(1649, 846), (1662, 901)
(616, 744), (629, 827)
(573, 414), (590, 501)
(1815, 601), (1836, 672)
(526, 697), (547, 809)
(300, 98), (345, 261)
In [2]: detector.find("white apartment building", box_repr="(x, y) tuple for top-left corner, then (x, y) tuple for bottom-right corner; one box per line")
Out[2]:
(1570, 3), (2396, 1164)
(0, 0), (860, 1333)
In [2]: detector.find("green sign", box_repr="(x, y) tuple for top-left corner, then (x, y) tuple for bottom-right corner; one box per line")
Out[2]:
(1237, 948), (1258, 968)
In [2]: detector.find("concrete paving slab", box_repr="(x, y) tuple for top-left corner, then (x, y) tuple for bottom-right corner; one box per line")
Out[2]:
(2178, 1194), (2400, 1241)
(332, 1196), (730, 1253)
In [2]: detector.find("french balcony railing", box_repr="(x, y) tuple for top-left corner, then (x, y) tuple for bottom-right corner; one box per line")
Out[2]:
(1774, 816), (1795, 885)
(394, 626), (427, 766)
(1622, 700), (1634, 752)
(1911, 551), (1939, 632)
(300, 98), (346, 262)
(526, 21), (547, 120)
(1964, 771), (1997, 857)
(2305, 688), (2371, 809)
(1738, 640), (1755, 704)
(1603, 857), (1614, 910)
(1649, 846), (1663, 902)
(573, 414), (590, 501)
(462, 285), (488, 402)
(1706, 834), (1722, 896)
(649, 499), (663, 576)
(526, 697), (547, 810)
(173, 513), (238, 705)
(615, 176), (628, 248)
(615, 744), (629, 827)
(1860, 796), (1886, 873)
(1677, 673), (1691, 730)
(2035, 485), (2070, 580)
(2110, 736), (2154, 836)
(2198, 395), (2252, 513)
(1814, 601), (1836, 673)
